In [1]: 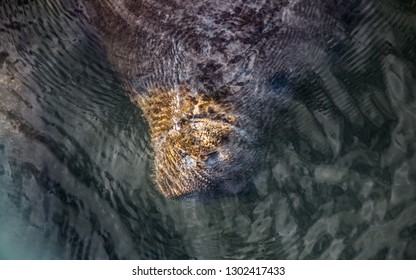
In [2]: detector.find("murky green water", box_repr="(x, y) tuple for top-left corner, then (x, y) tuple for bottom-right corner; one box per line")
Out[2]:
(1, 0), (415, 259)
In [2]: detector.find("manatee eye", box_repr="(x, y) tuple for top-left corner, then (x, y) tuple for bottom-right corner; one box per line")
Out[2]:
(270, 73), (290, 91)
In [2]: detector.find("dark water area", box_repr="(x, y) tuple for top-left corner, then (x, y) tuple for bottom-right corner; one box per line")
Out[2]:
(1, 0), (416, 259)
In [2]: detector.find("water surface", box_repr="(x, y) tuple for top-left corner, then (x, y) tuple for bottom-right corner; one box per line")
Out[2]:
(0, 0), (416, 259)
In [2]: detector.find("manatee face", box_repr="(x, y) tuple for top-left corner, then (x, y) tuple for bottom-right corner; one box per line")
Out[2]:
(82, 0), (358, 198)
(132, 86), (257, 198)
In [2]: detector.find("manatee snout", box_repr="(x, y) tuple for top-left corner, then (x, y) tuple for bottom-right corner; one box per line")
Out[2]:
(132, 86), (257, 199)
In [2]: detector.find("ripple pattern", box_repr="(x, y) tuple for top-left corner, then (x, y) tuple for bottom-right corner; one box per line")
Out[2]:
(1, 0), (416, 259)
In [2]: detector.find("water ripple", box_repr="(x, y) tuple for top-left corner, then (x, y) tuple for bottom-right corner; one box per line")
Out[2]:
(1, 0), (416, 259)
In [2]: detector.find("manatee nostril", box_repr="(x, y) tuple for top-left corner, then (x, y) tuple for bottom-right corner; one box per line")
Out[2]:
(178, 150), (187, 158)
(221, 134), (230, 143)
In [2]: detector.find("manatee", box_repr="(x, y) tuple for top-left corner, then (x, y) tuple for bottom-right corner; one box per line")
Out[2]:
(75, 0), (372, 199)
(4, 0), (408, 200)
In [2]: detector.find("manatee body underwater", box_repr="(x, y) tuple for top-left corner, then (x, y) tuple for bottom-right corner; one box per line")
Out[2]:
(1, 0), (416, 259)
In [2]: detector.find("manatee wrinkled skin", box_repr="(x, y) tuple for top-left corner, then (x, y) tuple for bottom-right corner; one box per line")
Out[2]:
(78, 0), (361, 199)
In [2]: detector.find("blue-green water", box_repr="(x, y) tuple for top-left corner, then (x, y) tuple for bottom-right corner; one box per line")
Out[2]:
(1, 0), (416, 259)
